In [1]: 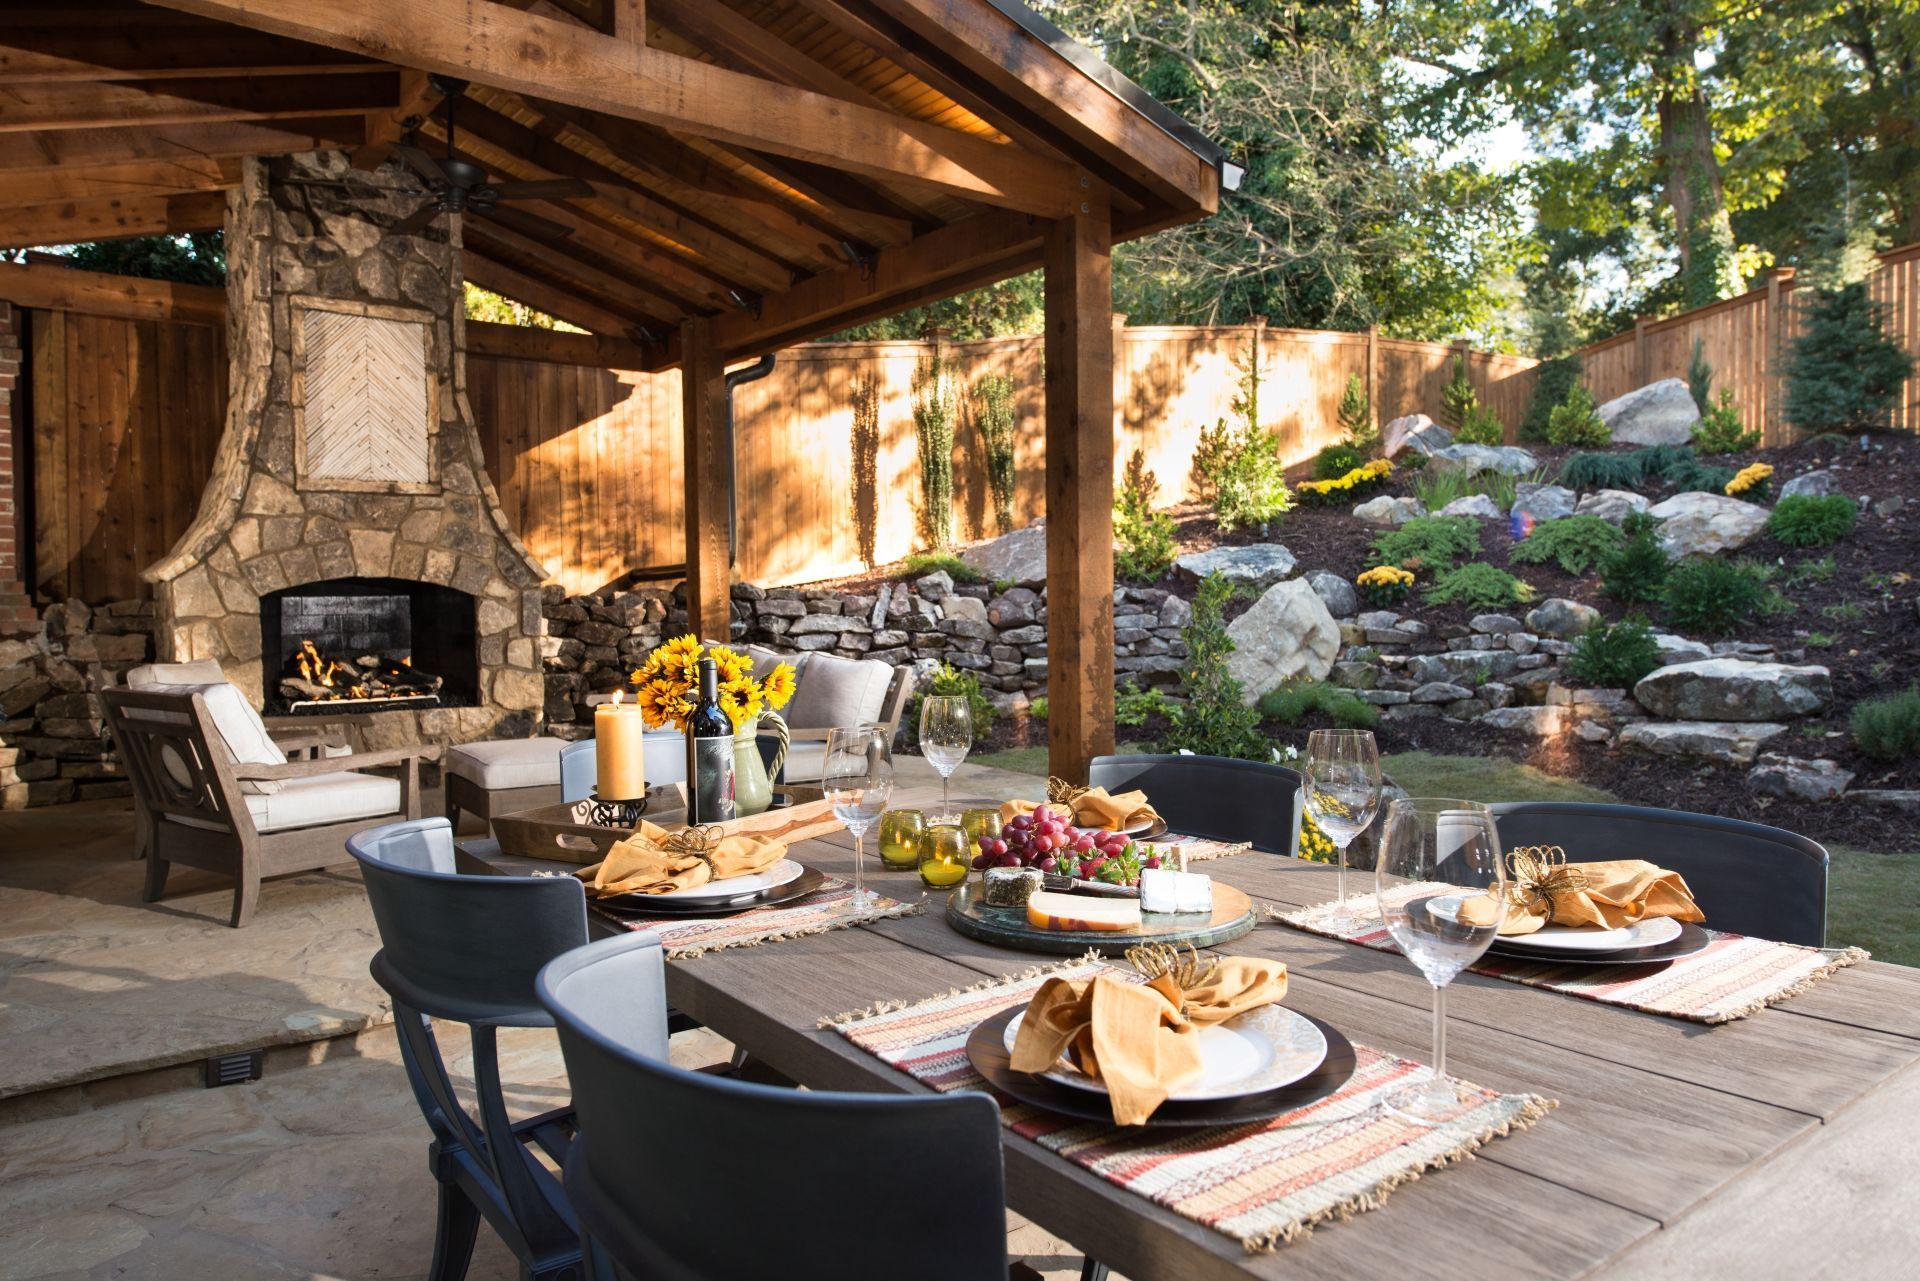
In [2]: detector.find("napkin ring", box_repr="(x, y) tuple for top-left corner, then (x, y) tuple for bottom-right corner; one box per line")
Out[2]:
(1126, 941), (1219, 994)
(1507, 845), (1588, 916)
(1045, 776), (1091, 808)
(658, 824), (726, 870)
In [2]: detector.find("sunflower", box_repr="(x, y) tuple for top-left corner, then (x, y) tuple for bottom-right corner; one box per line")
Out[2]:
(760, 662), (796, 710)
(718, 684), (762, 726)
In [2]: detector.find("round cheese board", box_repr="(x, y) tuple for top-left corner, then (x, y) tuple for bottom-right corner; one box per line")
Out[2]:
(943, 879), (1257, 956)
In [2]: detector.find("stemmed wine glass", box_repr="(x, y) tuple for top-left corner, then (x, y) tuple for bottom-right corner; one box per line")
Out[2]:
(1374, 798), (1507, 1125)
(1302, 728), (1383, 932)
(918, 695), (972, 824)
(823, 724), (894, 910)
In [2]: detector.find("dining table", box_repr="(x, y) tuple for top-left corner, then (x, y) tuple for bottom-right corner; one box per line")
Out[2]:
(465, 776), (1920, 1280)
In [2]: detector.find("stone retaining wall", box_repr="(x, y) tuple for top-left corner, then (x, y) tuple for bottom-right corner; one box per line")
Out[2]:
(0, 601), (150, 808)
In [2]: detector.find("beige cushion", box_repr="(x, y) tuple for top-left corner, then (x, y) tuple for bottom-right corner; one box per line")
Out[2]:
(446, 738), (566, 790)
(127, 660), (227, 689)
(744, 644), (806, 685)
(172, 770), (402, 834)
(784, 652), (892, 731)
(134, 682), (287, 796)
(779, 739), (827, 784)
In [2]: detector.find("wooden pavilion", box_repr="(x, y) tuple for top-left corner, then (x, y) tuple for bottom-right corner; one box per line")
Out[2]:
(0, 0), (1226, 777)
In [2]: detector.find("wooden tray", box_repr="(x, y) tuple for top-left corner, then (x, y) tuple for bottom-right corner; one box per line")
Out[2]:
(943, 880), (1257, 956)
(492, 785), (839, 861)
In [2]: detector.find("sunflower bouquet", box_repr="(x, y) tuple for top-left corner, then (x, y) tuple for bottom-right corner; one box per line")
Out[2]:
(630, 634), (797, 733)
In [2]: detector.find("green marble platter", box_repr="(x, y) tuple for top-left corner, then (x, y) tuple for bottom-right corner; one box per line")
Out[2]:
(943, 880), (1257, 956)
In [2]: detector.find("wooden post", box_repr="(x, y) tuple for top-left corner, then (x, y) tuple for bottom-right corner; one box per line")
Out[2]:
(1766, 267), (1795, 445)
(1364, 324), (1380, 435)
(680, 315), (731, 642)
(1043, 185), (1114, 783)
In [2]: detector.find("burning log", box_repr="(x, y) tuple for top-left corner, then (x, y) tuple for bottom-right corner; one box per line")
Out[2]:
(281, 639), (442, 708)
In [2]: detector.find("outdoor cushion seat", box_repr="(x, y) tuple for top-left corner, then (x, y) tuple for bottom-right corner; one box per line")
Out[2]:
(444, 738), (566, 791)
(125, 679), (289, 795)
(174, 770), (403, 833)
(126, 660), (228, 689)
(784, 651), (893, 730)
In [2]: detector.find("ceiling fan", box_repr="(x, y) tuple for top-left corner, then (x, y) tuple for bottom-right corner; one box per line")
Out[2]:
(384, 73), (593, 238)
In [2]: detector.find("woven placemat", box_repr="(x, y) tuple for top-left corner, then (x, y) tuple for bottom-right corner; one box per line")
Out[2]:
(601, 876), (922, 959)
(1177, 836), (1254, 863)
(826, 959), (1552, 1252)
(1275, 884), (1868, 1025)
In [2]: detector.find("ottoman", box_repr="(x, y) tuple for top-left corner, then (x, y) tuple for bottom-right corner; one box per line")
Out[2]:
(444, 737), (567, 832)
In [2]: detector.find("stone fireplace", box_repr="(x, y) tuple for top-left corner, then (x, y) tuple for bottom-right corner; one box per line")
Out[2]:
(143, 152), (549, 749)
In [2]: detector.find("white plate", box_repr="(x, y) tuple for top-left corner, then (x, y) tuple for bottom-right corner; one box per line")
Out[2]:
(644, 858), (805, 903)
(1002, 1003), (1328, 1102)
(1120, 816), (1157, 835)
(1498, 915), (1684, 953)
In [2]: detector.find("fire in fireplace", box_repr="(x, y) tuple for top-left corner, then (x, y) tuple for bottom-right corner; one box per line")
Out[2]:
(259, 577), (478, 715)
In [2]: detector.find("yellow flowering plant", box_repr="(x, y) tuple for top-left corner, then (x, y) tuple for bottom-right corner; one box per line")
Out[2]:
(1298, 457), (1394, 505)
(1725, 462), (1774, 502)
(630, 634), (796, 733)
(1355, 564), (1415, 606)
(1298, 809), (1337, 863)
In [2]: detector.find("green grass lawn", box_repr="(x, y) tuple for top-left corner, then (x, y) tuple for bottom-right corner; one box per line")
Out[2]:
(974, 745), (1917, 966)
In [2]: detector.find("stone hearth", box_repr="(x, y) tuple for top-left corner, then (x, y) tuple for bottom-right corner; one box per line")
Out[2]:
(142, 153), (548, 749)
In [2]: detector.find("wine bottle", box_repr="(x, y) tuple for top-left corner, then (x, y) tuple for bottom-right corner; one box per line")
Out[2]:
(685, 656), (736, 824)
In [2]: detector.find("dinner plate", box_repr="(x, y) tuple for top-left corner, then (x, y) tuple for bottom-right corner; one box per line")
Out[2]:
(1485, 921), (1715, 967)
(1000, 1003), (1328, 1101)
(645, 857), (805, 904)
(594, 866), (827, 917)
(966, 1006), (1357, 1130)
(1121, 815), (1169, 839)
(1497, 914), (1685, 954)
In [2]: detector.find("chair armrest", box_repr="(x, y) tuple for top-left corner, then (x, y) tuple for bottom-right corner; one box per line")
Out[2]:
(269, 730), (348, 755)
(231, 744), (440, 780)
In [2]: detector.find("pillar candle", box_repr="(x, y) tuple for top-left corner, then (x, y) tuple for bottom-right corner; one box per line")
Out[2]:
(595, 691), (647, 800)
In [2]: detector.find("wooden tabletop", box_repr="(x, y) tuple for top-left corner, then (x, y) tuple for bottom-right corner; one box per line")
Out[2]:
(489, 779), (1920, 1279)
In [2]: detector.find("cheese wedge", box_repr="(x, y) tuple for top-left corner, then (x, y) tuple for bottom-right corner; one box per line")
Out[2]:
(1026, 890), (1143, 933)
(1138, 868), (1213, 915)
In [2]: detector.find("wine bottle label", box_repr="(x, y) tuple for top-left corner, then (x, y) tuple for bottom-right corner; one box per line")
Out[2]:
(690, 733), (736, 824)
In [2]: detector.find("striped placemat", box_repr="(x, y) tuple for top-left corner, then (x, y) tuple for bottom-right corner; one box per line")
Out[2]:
(1177, 836), (1254, 863)
(827, 960), (1552, 1252)
(601, 876), (922, 959)
(1275, 884), (1868, 1024)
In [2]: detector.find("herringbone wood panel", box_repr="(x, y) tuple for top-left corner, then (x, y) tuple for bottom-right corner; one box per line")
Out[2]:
(301, 308), (430, 484)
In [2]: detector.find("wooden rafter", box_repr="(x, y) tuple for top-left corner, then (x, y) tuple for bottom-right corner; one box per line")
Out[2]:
(0, 156), (241, 203)
(460, 214), (688, 326)
(350, 67), (439, 174)
(0, 190), (226, 247)
(0, 117), (366, 174)
(0, 258), (225, 324)
(475, 196), (731, 312)
(144, 0), (1084, 217)
(460, 247), (657, 340)
(0, 71), (399, 132)
(466, 318), (651, 369)
(0, 18), (376, 82)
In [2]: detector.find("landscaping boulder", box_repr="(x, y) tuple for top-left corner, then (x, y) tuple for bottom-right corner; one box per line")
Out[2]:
(1353, 495), (1427, 526)
(1779, 468), (1842, 499)
(1470, 613), (1525, 634)
(1617, 720), (1787, 765)
(1512, 482), (1577, 523)
(1428, 443), (1541, 477)
(1646, 492), (1769, 557)
(1650, 632), (1713, 665)
(1304, 570), (1358, 619)
(913, 570), (954, 602)
(1413, 681), (1474, 703)
(1574, 489), (1651, 525)
(1525, 597), (1601, 637)
(1746, 754), (1853, 802)
(1596, 378), (1699, 446)
(1381, 413), (1454, 459)
(1439, 494), (1504, 520)
(1224, 578), (1340, 703)
(1852, 790), (1920, 814)
(959, 524), (1047, 586)
(1475, 706), (1569, 737)
(1175, 544), (1297, 589)
(1632, 658), (1831, 722)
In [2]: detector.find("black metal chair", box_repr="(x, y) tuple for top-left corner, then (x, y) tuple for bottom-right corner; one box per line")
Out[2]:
(536, 932), (1015, 1281)
(1487, 801), (1830, 946)
(1090, 753), (1304, 855)
(347, 817), (590, 1281)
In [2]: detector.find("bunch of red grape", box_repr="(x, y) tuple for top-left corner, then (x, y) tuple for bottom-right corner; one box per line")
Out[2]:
(971, 803), (1164, 883)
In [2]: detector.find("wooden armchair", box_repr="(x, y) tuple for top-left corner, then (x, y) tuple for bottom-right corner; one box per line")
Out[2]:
(747, 651), (912, 783)
(102, 687), (436, 928)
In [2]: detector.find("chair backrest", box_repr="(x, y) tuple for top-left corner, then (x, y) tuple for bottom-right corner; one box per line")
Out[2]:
(347, 817), (589, 1024)
(560, 739), (597, 804)
(102, 687), (252, 837)
(1487, 802), (1829, 946)
(1090, 753), (1303, 854)
(537, 935), (1009, 1281)
(783, 651), (898, 731)
(126, 659), (227, 689)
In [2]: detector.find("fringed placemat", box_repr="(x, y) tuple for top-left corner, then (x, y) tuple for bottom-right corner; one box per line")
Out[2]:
(602, 876), (922, 959)
(1177, 836), (1254, 863)
(1275, 884), (1868, 1025)
(825, 960), (1553, 1252)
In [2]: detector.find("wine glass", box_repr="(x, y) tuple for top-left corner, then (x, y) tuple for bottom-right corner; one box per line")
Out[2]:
(1302, 728), (1383, 932)
(918, 695), (972, 824)
(1374, 798), (1507, 1125)
(823, 724), (894, 910)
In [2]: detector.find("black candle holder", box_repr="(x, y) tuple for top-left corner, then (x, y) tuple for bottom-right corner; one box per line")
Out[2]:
(586, 791), (649, 828)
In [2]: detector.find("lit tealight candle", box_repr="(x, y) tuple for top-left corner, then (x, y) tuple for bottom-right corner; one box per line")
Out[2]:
(595, 690), (647, 801)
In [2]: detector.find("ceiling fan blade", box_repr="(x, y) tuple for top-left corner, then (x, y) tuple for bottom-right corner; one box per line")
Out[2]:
(391, 143), (448, 187)
(390, 201), (444, 237)
(475, 203), (577, 243)
(487, 178), (595, 202)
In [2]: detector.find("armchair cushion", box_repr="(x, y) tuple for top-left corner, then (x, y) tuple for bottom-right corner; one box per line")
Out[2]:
(779, 739), (827, 785)
(783, 652), (891, 731)
(137, 682), (289, 796)
(126, 660), (227, 689)
(173, 770), (402, 834)
(445, 737), (566, 790)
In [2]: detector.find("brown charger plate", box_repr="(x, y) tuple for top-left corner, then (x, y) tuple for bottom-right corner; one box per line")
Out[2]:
(591, 866), (830, 918)
(1483, 920), (1714, 967)
(964, 1005), (1357, 1130)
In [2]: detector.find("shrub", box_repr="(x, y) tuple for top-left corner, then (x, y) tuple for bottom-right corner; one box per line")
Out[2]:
(1412, 465), (1514, 514)
(1783, 283), (1916, 435)
(1258, 679), (1380, 730)
(1692, 390), (1759, 455)
(1724, 462), (1774, 502)
(971, 372), (1018, 534)
(1559, 444), (1696, 492)
(1115, 682), (1172, 727)
(1029, 695), (1048, 720)
(851, 372), (881, 566)
(1336, 373), (1377, 455)
(1520, 353), (1583, 442)
(908, 660), (995, 743)
(1298, 458), (1392, 505)
(1665, 455), (1737, 495)
(1851, 685), (1920, 762)
(1687, 336), (1713, 413)
(1455, 403), (1505, 446)
(1439, 352), (1477, 430)
(1367, 515), (1481, 573)
(1355, 565), (1415, 607)
(910, 347), (961, 551)
(1313, 441), (1366, 480)
(1423, 563), (1536, 610)
(1660, 558), (1769, 635)
(1159, 573), (1265, 760)
(1191, 418), (1234, 500)
(1211, 426), (1294, 532)
(1566, 616), (1662, 688)
(898, 551), (983, 583)
(1113, 449), (1177, 583)
(1767, 494), (1858, 547)
(1510, 515), (1627, 576)
(1546, 383), (1611, 446)
(1600, 513), (1671, 604)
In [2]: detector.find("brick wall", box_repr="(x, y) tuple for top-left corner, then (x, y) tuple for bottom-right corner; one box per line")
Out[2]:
(0, 300), (35, 636)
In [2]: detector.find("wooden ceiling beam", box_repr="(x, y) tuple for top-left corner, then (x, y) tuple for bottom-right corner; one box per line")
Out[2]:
(0, 70), (399, 133)
(474, 195), (731, 312)
(0, 20), (377, 82)
(466, 318), (653, 370)
(0, 117), (366, 174)
(0, 156), (241, 203)
(0, 190), (227, 247)
(459, 213), (689, 325)
(0, 257), (225, 325)
(145, 0), (1084, 217)
(350, 67), (440, 174)
(460, 247), (660, 340)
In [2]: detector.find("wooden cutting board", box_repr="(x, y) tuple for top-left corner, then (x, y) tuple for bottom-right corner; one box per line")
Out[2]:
(492, 786), (840, 862)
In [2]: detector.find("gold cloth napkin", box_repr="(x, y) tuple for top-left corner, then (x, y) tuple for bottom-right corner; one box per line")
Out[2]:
(1499, 850), (1705, 936)
(1000, 785), (1160, 832)
(1008, 958), (1289, 1125)
(575, 820), (787, 898)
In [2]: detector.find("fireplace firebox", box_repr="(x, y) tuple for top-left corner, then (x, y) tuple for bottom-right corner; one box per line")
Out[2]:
(259, 577), (478, 714)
